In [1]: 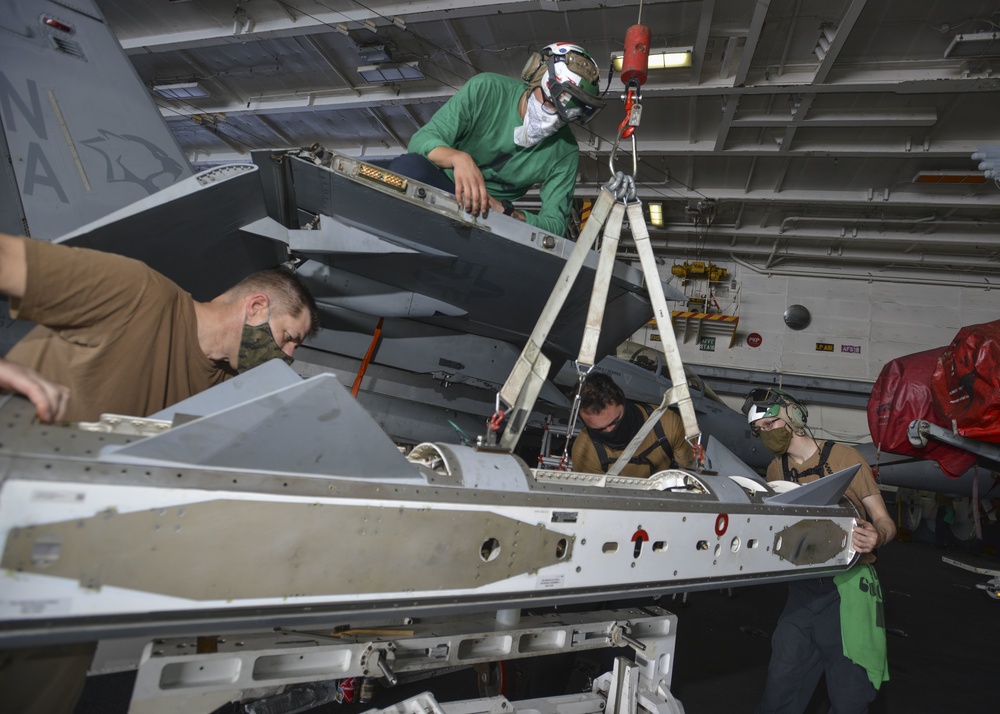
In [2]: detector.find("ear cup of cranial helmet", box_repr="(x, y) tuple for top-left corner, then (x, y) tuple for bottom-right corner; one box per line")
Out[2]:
(520, 51), (546, 84)
(769, 387), (807, 430)
(784, 402), (806, 431)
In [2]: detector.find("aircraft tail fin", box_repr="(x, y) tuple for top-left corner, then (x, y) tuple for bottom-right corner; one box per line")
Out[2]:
(0, 0), (191, 240)
(765, 465), (859, 507)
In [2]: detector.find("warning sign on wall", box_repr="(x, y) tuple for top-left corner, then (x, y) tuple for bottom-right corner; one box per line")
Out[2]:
(700, 336), (717, 352)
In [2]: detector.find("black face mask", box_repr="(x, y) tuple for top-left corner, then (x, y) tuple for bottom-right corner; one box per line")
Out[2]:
(588, 400), (643, 450)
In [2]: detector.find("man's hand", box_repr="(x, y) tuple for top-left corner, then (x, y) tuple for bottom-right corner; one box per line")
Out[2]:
(0, 359), (70, 423)
(852, 518), (882, 554)
(426, 147), (490, 217)
(449, 152), (490, 216)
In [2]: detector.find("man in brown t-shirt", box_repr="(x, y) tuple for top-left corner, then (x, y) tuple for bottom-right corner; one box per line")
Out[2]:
(0, 232), (319, 713)
(743, 387), (896, 714)
(0, 232), (319, 421)
(571, 372), (693, 475)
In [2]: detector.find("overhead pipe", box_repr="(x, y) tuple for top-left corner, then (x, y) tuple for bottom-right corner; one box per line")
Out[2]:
(779, 215), (1000, 233)
(727, 253), (997, 290)
(646, 221), (1000, 247)
(616, 237), (998, 269)
(615, 240), (1000, 281)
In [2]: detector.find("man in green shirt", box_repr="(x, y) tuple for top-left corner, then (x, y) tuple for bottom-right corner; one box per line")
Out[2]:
(390, 42), (604, 236)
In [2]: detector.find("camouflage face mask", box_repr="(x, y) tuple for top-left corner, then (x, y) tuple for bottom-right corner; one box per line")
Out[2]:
(237, 311), (293, 374)
(759, 427), (792, 455)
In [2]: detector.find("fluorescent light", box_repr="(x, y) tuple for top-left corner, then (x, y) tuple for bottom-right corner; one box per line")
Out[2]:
(648, 202), (664, 227)
(611, 47), (692, 72)
(152, 82), (208, 99)
(357, 62), (423, 83)
(912, 170), (987, 184)
(358, 44), (391, 63)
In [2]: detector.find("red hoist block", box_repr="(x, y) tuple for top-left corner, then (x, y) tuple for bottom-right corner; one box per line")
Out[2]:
(620, 24), (651, 85)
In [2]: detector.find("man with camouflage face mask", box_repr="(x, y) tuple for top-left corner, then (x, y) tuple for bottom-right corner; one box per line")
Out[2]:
(743, 387), (896, 714)
(0, 232), (318, 422)
(0, 231), (319, 714)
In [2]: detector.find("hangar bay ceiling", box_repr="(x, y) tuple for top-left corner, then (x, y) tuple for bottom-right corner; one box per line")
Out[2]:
(101, 0), (1000, 286)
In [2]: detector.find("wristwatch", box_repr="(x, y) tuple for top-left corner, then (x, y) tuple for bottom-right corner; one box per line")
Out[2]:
(502, 200), (515, 216)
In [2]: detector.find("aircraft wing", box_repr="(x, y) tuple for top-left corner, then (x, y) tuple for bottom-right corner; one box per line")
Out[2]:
(257, 151), (683, 364)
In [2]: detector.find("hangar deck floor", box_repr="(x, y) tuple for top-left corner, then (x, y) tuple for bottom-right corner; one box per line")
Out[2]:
(77, 535), (998, 714)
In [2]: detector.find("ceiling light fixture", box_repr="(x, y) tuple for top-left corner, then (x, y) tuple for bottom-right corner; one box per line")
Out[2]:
(648, 202), (664, 227)
(611, 47), (692, 72)
(363, 19), (377, 33)
(357, 61), (423, 83)
(358, 44), (391, 63)
(152, 82), (209, 99)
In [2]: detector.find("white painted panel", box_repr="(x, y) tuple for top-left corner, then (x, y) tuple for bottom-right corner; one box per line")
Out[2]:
(636, 264), (1000, 385)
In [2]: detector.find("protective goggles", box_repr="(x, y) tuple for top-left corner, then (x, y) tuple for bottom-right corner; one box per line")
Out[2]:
(543, 58), (605, 124)
(741, 388), (784, 418)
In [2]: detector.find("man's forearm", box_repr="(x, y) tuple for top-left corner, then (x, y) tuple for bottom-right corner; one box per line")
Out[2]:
(427, 146), (464, 169)
(0, 233), (28, 299)
(872, 515), (896, 548)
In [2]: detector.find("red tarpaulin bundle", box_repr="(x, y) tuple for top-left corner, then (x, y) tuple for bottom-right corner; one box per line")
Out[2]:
(868, 347), (975, 477)
(931, 319), (1000, 443)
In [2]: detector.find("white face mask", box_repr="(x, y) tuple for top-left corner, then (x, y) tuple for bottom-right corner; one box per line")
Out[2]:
(513, 92), (564, 148)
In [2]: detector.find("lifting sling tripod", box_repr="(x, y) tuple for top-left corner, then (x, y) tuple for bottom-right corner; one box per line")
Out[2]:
(495, 173), (704, 474)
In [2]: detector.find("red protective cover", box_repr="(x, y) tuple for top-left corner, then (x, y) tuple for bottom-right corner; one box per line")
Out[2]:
(868, 347), (976, 477)
(931, 319), (1000, 442)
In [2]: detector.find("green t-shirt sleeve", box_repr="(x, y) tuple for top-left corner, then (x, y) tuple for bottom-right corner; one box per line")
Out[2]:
(408, 84), (475, 157)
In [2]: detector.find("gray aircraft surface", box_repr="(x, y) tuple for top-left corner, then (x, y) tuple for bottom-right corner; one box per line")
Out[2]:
(0, 5), (871, 712)
(0, 0), (681, 449)
(0, 0), (776, 464)
(0, 364), (862, 712)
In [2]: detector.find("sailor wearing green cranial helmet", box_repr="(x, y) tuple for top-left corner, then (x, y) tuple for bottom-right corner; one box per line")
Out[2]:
(741, 385), (897, 714)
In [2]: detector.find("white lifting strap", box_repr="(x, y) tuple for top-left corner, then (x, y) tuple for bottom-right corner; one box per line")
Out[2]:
(498, 188), (617, 451)
(577, 201), (626, 368)
(604, 203), (702, 476)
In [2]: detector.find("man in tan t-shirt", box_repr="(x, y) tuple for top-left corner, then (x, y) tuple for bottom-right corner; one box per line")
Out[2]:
(0, 232), (319, 421)
(0, 232), (320, 714)
(743, 387), (896, 714)
(571, 372), (693, 475)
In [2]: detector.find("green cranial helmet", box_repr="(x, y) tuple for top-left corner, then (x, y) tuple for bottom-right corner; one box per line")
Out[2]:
(741, 387), (806, 426)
